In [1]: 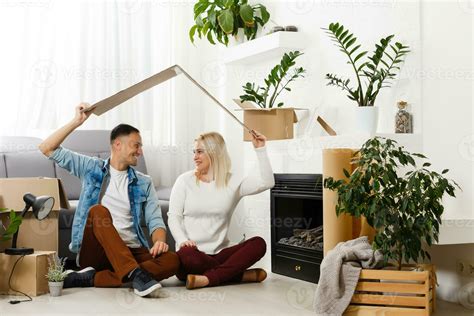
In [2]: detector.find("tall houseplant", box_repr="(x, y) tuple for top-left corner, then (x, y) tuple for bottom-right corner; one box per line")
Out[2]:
(190, 0), (270, 46)
(324, 22), (410, 132)
(324, 137), (459, 270)
(240, 51), (306, 108)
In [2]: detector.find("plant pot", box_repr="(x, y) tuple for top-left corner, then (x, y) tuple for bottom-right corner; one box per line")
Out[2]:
(48, 281), (64, 297)
(355, 106), (379, 135)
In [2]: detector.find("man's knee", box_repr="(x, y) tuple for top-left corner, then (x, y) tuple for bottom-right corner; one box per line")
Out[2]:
(161, 251), (180, 274)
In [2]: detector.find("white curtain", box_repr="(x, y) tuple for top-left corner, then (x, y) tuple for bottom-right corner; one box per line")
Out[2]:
(0, 0), (206, 186)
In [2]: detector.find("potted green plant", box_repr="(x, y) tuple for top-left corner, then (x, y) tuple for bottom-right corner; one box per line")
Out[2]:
(235, 50), (306, 141)
(323, 22), (410, 133)
(190, 0), (270, 46)
(0, 209), (22, 243)
(324, 137), (459, 270)
(45, 254), (67, 297)
(240, 50), (306, 108)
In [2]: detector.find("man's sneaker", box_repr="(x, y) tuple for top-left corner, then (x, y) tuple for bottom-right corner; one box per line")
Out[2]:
(131, 268), (162, 297)
(63, 267), (96, 288)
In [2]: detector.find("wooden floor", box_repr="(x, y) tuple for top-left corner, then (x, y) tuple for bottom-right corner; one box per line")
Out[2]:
(0, 273), (470, 315)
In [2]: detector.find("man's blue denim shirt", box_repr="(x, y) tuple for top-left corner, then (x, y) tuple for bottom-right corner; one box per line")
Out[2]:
(50, 146), (166, 253)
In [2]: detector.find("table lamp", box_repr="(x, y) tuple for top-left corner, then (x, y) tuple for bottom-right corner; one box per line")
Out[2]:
(5, 193), (54, 256)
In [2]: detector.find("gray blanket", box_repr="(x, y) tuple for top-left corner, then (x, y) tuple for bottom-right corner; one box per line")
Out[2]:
(314, 236), (384, 315)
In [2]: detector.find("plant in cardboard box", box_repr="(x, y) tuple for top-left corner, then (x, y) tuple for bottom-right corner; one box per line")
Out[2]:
(190, 0), (270, 46)
(240, 50), (305, 108)
(324, 137), (459, 270)
(46, 254), (67, 296)
(0, 209), (22, 242)
(323, 22), (410, 133)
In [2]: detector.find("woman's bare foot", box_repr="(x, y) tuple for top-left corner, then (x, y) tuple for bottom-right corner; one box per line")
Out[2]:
(186, 274), (209, 289)
(241, 268), (267, 283)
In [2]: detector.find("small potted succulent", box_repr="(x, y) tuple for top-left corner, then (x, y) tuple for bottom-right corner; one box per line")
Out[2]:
(190, 0), (270, 46)
(46, 254), (67, 297)
(323, 22), (410, 133)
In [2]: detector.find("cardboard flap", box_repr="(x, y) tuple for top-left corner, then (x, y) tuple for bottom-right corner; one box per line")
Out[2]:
(233, 99), (258, 109)
(57, 179), (70, 209)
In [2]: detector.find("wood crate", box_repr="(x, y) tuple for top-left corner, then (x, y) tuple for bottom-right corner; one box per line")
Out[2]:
(344, 264), (436, 316)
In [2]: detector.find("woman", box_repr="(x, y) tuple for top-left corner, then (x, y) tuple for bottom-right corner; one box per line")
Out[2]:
(167, 130), (274, 289)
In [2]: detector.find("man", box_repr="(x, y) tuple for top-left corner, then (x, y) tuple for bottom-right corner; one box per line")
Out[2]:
(39, 103), (179, 297)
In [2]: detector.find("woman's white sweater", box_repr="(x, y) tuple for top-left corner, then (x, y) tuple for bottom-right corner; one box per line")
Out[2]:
(167, 146), (274, 255)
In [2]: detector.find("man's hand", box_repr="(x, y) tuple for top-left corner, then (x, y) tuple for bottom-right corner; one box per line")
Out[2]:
(250, 130), (266, 148)
(149, 241), (169, 258)
(179, 240), (197, 249)
(73, 103), (92, 126)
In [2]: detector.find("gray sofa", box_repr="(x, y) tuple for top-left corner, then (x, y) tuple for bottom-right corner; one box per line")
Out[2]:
(0, 130), (174, 261)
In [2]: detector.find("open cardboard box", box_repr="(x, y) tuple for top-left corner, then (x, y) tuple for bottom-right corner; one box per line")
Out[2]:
(234, 99), (305, 141)
(0, 178), (70, 252)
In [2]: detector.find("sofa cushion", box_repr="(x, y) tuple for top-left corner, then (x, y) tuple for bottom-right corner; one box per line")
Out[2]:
(4, 151), (56, 178)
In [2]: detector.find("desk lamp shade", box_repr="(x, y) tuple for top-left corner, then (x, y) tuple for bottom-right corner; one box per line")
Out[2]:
(5, 193), (54, 256)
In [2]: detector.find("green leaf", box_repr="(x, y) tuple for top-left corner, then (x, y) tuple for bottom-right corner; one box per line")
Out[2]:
(240, 4), (254, 27)
(343, 168), (350, 178)
(207, 30), (216, 44)
(353, 51), (368, 63)
(208, 10), (217, 27)
(442, 169), (449, 174)
(218, 9), (234, 34)
(259, 6), (270, 23)
(223, 0), (233, 8)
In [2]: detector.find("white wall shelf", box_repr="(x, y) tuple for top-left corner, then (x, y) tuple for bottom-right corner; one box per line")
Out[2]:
(224, 31), (306, 65)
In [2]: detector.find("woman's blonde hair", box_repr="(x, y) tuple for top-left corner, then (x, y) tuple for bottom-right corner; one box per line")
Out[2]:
(195, 132), (231, 188)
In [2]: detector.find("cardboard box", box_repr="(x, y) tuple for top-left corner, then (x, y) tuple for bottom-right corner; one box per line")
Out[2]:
(0, 251), (55, 296)
(0, 178), (69, 252)
(234, 99), (303, 141)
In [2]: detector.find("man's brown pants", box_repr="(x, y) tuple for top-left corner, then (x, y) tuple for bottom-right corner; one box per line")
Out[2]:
(78, 204), (180, 287)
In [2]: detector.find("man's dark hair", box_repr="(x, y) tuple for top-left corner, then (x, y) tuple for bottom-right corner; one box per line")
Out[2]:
(110, 124), (140, 144)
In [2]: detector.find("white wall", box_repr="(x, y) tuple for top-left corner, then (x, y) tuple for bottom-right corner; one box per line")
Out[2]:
(421, 0), (474, 304)
(190, 0), (473, 305)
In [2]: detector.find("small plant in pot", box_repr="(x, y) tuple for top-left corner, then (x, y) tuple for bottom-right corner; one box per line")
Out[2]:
(323, 22), (410, 133)
(240, 50), (306, 108)
(46, 254), (67, 296)
(324, 137), (459, 270)
(190, 0), (270, 46)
